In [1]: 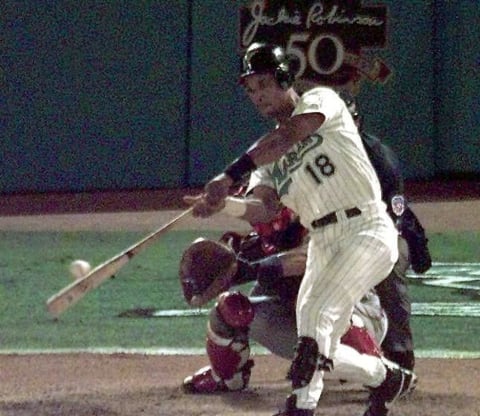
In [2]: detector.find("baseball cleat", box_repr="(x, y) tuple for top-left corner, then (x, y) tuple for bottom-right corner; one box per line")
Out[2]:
(363, 361), (418, 416)
(272, 394), (315, 416)
(182, 360), (254, 394)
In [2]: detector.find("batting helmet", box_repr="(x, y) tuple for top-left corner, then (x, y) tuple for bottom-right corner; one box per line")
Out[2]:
(239, 42), (294, 89)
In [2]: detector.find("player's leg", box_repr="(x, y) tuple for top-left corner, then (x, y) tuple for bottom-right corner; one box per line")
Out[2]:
(375, 236), (415, 370)
(182, 291), (255, 393)
(277, 217), (404, 415)
(251, 282), (391, 384)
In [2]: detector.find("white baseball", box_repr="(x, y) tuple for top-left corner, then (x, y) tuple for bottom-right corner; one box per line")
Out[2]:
(69, 260), (92, 280)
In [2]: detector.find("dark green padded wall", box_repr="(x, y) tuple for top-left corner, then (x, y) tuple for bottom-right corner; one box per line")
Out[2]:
(357, 0), (435, 180)
(188, 1), (270, 186)
(434, 1), (480, 176)
(1, 1), (189, 192)
(1, 1), (478, 194)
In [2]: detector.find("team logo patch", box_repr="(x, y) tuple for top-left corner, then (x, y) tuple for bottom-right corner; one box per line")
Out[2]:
(269, 134), (323, 197)
(391, 195), (405, 217)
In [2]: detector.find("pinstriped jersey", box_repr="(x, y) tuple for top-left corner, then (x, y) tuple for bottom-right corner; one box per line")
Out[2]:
(248, 86), (383, 229)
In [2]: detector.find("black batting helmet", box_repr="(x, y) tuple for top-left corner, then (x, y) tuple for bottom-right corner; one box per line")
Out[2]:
(239, 42), (294, 89)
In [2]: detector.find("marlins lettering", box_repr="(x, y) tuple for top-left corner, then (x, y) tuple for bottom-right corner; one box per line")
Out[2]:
(270, 134), (323, 197)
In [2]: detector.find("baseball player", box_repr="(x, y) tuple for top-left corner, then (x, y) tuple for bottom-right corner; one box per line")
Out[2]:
(181, 203), (390, 394)
(340, 91), (432, 371)
(185, 42), (416, 416)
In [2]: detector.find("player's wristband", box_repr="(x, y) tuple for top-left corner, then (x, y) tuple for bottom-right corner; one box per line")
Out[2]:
(222, 197), (248, 218)
(224, 153), (256, 183)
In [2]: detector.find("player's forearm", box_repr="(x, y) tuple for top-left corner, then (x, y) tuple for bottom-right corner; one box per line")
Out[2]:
(222, 133), (293, 184)
(248, 114), (323, 165)
(247, 128), (297, 166)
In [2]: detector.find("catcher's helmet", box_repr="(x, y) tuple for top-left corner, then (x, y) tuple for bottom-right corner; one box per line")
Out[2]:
(240, 42), (294, 89)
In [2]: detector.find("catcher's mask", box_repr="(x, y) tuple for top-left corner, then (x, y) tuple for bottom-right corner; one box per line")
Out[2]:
(179, 237), (237, 305)
(239, 42), (295, 90)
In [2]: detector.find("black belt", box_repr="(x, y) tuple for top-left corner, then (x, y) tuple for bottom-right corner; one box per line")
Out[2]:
(311, 207), (361, 229)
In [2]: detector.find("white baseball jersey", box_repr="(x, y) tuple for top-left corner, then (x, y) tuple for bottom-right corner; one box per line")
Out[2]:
(248, 86), (383, 229)
(248, 86), (399, 410)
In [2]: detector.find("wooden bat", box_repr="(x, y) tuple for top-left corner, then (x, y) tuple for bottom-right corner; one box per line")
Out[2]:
(46, 207), (193, 318)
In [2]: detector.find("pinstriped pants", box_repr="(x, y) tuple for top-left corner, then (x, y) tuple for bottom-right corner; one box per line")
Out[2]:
(294, 201), (399, 409)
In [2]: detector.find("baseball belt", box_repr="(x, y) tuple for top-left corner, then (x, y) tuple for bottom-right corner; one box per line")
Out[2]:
(311, 207), (361, 229)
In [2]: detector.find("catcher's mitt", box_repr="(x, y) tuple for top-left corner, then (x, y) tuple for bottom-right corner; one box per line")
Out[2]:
(179, 237), (237, 307)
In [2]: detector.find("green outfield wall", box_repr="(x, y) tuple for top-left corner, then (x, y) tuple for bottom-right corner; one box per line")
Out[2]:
(1, 1), (478, 193)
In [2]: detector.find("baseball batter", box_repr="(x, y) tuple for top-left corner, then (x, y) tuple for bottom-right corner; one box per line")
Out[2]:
(187, 43), (416, 416)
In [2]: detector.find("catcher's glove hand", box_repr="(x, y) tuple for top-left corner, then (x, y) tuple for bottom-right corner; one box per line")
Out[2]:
(179, 237), (237, 307)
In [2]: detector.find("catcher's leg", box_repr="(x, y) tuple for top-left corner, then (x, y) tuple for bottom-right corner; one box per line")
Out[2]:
(183, 291), (255, 393)
(248, 281), (298, 360)
(333, 325), (386, 385)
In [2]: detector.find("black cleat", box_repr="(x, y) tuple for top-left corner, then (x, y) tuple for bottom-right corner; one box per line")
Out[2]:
(363, 360), (417, 416)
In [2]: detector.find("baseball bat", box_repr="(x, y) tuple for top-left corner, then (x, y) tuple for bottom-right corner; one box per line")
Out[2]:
(46, 207), (193, 318)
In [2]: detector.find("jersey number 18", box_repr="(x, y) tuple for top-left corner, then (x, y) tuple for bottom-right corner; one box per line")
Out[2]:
(305, 154), (335, 184)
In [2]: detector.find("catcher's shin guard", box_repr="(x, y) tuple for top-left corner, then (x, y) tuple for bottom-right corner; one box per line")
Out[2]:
(183, 292), (255, 393)
(209, 291), (254, 380)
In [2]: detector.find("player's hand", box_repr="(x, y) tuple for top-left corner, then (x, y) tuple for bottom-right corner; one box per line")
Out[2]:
(183, 174), (233, 218)
(204, 173), (232, 205)
(183, 194), (225, 218)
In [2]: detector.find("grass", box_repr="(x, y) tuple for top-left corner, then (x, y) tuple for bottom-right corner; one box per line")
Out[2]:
(0, 230), (479, 352)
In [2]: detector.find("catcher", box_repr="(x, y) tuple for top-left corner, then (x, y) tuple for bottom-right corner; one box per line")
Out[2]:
(179, 200), (394, 394)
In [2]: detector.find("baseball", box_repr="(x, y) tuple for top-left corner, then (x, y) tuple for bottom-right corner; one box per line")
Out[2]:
(69, 260), (92, 280)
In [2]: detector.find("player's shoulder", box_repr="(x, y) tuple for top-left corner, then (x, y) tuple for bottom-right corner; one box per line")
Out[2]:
(300, 85), (339, 100)
(295, 85), (342, 116)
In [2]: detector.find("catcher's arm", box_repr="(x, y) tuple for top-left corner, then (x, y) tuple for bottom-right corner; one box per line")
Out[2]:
(232, 249), (307, 288)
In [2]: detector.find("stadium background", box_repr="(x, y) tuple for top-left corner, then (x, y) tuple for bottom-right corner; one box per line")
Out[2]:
(1, 3), (479, 415)
(1, 1), (479, 196)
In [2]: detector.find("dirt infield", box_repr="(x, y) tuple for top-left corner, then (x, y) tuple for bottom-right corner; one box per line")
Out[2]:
(1, 184), (480, 415)
(1, 354), (479, 416)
